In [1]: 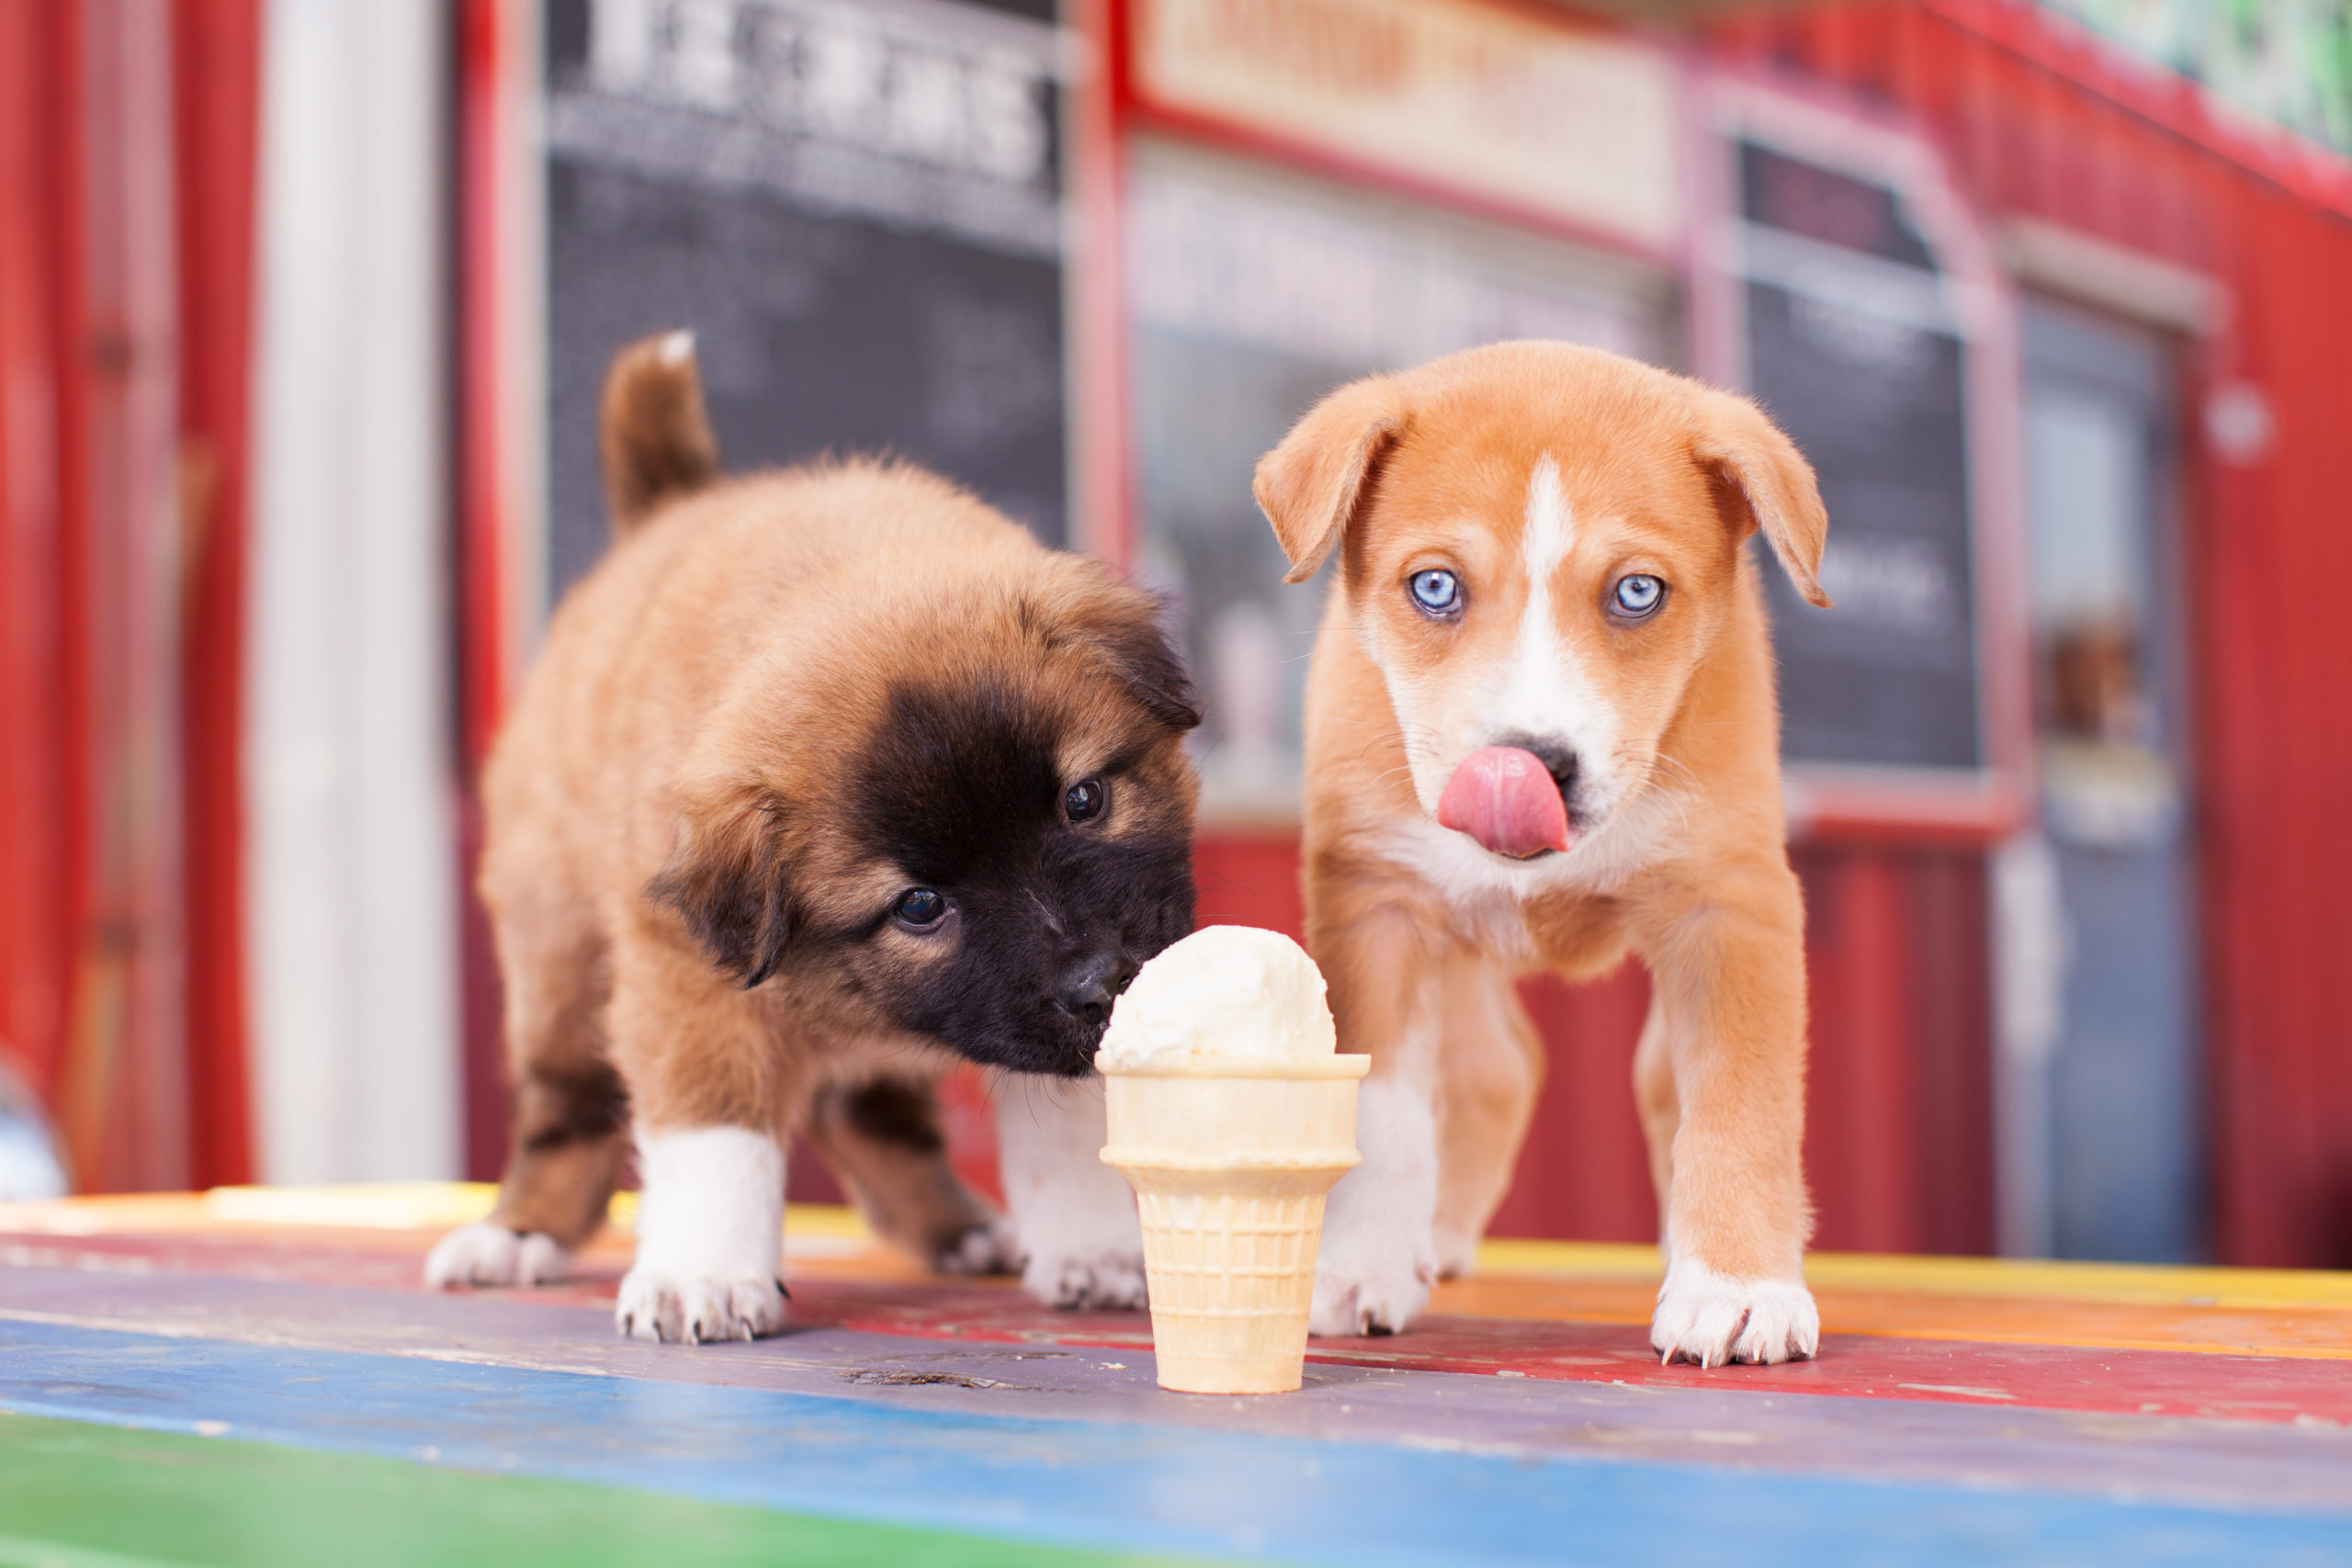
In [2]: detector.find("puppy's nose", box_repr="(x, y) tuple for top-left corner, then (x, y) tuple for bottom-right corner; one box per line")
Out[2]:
(1055, 951), (1139, 1026)
(1497, 732), (1578, 799)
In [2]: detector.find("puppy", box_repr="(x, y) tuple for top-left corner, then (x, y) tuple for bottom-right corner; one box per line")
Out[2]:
(427, 333), (1193, 1339)
(1256, 341), (1829, 1365)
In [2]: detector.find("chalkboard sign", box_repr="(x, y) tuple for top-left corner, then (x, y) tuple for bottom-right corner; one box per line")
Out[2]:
(541, 0), (1066, 603)
(1736, 143), (1983, 774)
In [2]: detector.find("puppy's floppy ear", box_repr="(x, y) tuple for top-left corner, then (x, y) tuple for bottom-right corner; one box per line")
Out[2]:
(1253, 376), (1405, 584)
(1692, 389), (1832, 609)
(1057, 577), (1202, 732)
(646, 776), (794, 987)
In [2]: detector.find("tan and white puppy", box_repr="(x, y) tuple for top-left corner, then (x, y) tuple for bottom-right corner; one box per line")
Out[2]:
(1256, 341), (1830, 1366)
(426, 334), (1195, 1338)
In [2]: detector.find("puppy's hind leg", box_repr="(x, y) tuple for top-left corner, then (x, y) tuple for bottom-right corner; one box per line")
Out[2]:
(1630, 987), (1678, 1246)
(997, 1073), (1146, 1310)
(807, 1074), (1016, 1275)
(428, 913), (627, 1291)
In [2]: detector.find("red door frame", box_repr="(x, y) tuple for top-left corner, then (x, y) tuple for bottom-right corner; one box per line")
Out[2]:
(171, 0), (263, 1190)
(456, 0), (526, 1181)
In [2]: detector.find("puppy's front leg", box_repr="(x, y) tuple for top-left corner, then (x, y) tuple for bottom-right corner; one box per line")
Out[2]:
(619, 1123), (789, 1343)
(607, 936), (791, 1344)
(997, 1073), (1147, 1309)
(1308, 910), (1441, 1337)
(1644, 868), (1819, 1367)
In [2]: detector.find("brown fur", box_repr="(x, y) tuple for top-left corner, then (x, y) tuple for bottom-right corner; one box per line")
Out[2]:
(1259, 342), (1827, 1355)
(470, 336), (1198, 1277)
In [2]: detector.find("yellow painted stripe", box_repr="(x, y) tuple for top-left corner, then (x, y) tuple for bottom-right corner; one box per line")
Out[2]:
(1472, 1236), (2352, 1311)
(192, 1184), (879, 1247)
(201, 1182), (500, 1230)
(1436, 1273), (2352, 1359)
(1475, 1238), (1661, 1279)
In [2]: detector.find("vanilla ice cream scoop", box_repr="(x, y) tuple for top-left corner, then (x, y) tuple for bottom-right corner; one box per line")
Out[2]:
(1096, 925), (1337, 1070)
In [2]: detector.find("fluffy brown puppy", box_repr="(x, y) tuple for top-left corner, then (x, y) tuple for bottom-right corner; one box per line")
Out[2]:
(427, 333), (1198, 1341)
(1257, 341), (1829, 1365)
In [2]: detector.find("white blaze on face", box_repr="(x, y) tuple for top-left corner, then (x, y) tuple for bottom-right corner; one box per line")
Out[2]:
(1475, 456), (1619, 813)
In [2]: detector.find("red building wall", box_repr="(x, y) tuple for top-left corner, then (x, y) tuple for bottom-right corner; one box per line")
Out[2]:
(0, 3), (74, 1134)
(1713, 0), (2352, 1268)
(0, 0), (259, 1190)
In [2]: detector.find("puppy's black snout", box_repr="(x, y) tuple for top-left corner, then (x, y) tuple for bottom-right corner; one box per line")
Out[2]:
(1054, 950), (1138, 1026)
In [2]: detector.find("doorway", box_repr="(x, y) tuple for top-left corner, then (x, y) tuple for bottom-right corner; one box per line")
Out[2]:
(2014, 297), (2201, 1261)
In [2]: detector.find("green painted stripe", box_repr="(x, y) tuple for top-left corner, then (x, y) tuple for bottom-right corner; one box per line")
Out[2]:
(0, 1532), (178, 1568)
(0, 1414), (1218, 1568)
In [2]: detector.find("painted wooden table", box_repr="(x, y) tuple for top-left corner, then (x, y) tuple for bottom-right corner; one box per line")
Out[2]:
(2, 1186), (2347, 1565)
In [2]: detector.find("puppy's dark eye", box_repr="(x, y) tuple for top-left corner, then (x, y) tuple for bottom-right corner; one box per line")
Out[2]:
(892, 888), (948, 931)
(1408, 569), (1461, 616)
(1064, 778), (1106, 824)
(1611, 574), (1665, 619)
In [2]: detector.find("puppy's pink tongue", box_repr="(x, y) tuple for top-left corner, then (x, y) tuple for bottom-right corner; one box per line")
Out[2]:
(1437, 747), (1573, 858)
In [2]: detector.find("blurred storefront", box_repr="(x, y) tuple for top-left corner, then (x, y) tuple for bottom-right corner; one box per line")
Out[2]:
(452, 0), (2352, 1266)
(4, 0), (2348, 1268)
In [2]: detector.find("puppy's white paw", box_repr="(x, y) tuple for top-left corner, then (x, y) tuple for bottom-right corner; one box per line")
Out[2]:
(616, 1269), (787, 1344)
(996, 1074), (1147, 1310)
(424, 1222), (570, 1289)
(932, 1216), (1022, 1277)
(1650, 1257), (1819, 1367)
(623, 1126), (786, 1344)
(1023, 1242), (1148, 1310)
(1309, 1224), (1437, 1337)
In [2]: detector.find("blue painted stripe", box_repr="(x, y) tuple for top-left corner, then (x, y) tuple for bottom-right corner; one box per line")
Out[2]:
(3, 1321), (2345, 1567)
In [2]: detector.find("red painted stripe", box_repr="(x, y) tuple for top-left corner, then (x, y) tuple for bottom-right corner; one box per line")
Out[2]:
(801, 1281), (2352, 1428)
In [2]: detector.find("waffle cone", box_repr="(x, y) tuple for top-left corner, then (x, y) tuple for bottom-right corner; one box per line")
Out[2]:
(1099, 1055), (1370, 1393)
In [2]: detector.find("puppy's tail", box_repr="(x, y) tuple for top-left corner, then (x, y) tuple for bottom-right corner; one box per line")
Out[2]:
(600, 331), (720, 537)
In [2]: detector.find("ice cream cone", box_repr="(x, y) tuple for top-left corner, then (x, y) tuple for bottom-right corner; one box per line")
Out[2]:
(1100, 1055), (1370, 1393)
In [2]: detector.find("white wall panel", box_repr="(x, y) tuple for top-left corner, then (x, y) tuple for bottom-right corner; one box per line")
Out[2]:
(247, 0), (458, 1182)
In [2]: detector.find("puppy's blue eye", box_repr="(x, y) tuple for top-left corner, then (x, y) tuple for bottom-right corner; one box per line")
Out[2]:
(893, 888), (947, 930)
(1408, 569), (1461, 615)
(1612, 574), (1665, 619)
(1064, 778), (1106, 823)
